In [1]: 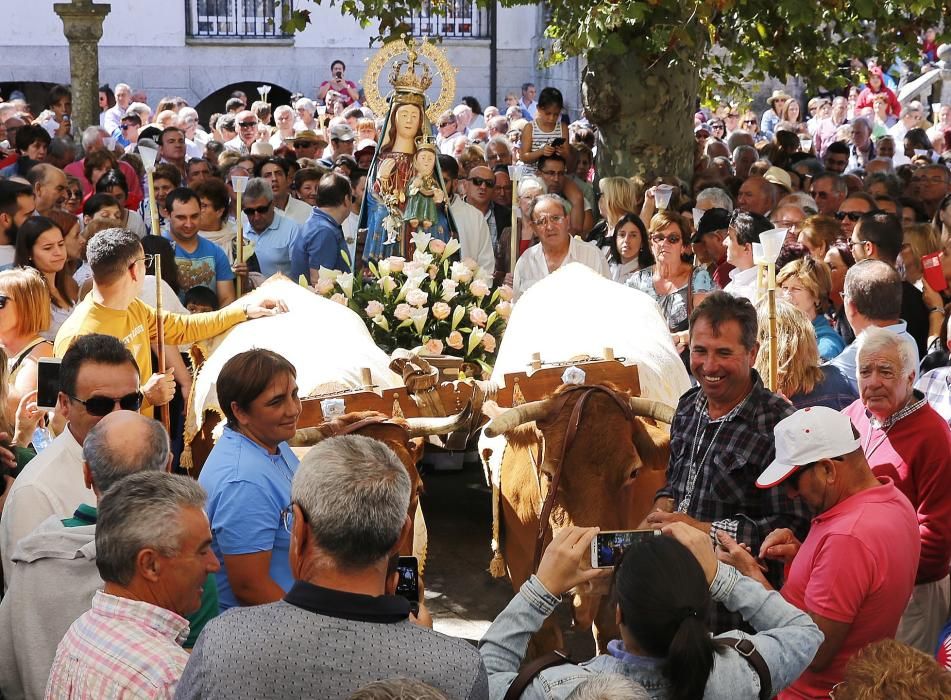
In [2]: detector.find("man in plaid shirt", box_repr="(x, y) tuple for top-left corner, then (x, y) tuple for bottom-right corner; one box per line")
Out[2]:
(647, 292), (811, 632)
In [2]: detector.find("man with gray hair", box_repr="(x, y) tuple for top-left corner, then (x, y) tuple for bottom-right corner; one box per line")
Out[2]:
(102, 82), (132, 135)
(176, 435), (488, 699)
(0, 412), (213, 700)
(63, 124), (143, 201)
(695, 187), (734, 213)
(831, 259), (918, 393)
(843, 327), (951, 653)
(236, 176), (300, 283)
(46, 472), (219, 698)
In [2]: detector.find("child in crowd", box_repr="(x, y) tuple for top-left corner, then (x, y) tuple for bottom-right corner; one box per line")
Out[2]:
(518, 87), (569, 173)
(184, 285), (219, 314)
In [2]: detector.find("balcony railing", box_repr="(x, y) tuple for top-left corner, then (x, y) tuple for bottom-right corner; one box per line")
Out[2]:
(408, 1), (491, 39)
(185, 0), (292, 39)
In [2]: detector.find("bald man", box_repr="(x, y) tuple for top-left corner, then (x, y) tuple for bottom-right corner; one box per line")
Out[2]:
(736, 175), (776, 216)
(25, 163), (67, 215)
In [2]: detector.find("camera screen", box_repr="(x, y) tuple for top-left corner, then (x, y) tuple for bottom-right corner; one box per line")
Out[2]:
(36, 359), (61, 409)
(595, 530), (659, 567)
(395, 557), (418, 601)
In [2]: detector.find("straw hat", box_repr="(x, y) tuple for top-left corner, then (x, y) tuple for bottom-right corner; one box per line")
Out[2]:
(767, 90), (792, 107)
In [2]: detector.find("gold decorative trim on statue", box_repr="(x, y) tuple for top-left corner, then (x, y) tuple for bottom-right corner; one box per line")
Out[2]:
(363, 38), (457, 123)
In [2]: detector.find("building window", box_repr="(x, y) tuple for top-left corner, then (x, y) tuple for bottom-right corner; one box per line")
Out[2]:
(185, 0), (292, 39)
(409, 1), (490, 39)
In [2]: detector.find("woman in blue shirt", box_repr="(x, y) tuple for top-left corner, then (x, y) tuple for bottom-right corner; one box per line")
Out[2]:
(198, 349), (302, 611)
(777, 256), (845, 360)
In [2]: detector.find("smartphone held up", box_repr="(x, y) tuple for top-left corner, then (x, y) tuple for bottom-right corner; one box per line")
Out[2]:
(591, 529), (660, 568)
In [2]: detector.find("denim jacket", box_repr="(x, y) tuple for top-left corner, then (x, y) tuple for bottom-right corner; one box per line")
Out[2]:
(479, 563), (823, 700)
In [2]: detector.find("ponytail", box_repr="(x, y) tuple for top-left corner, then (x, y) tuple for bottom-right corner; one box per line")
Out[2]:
(615, 537), (717, 700)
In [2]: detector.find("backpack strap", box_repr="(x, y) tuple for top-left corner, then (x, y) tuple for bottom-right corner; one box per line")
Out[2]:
(719, 636), (773, 700)
(503, 650), (572, 700)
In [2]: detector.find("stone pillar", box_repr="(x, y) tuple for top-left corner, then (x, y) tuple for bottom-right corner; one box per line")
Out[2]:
(53, 0), (111, 132)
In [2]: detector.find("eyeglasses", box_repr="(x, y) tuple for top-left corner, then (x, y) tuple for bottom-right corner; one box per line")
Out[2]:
(67, 391), (143, 417)
(238, 121), (258, 128)
(438, 121), (454, 128)
(727, 113), (739, 118)
(829, 681), (844, 699)
(835, 211), (865, 221)
(743, 119), (757, 125)
(469, 177), (495, 188)
(294, 141), (317, 148)
(0, 294), (8, 310)
(539, 170), (566, 178)
(243, 204), (272, 216)
(130, 254), (155, 269)
(281, 503), (294, 533)
(848, 239), (869, 249)
(650, 234), (682, 245)
(532, 214), (566, 227)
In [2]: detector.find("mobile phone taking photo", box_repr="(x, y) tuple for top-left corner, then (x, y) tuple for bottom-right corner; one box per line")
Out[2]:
(395, 556), (420, 613)
(590, 529), (660, 568)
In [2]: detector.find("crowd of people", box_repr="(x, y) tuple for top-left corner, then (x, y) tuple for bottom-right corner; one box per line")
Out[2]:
(0, 44), (949, 698)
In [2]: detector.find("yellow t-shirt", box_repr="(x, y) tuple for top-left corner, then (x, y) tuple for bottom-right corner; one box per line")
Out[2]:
(54, 297), (245, 413)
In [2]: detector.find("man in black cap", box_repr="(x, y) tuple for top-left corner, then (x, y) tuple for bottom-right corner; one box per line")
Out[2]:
(691, 207), (733, 288)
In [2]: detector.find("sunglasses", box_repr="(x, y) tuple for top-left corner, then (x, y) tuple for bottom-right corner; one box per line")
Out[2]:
(835, 211), (865, 221)
(238, 121), (258, 128)
(68, 391), (143, 417)
(469, 177), (495, 188)
(651, 234), (682, 245)
(120, 124), (133, 131)
(294, 141), (317, 148)
(438, 121), (454, 128)
(743, 119), (757, 125)
(243, 204), (272, 215)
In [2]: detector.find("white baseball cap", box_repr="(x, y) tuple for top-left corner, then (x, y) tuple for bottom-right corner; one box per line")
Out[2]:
(756, 407), (860, 489)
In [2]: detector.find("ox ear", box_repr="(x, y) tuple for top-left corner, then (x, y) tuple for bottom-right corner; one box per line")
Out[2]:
(631, 418), (670, 473)
(406, 436), (426, 466)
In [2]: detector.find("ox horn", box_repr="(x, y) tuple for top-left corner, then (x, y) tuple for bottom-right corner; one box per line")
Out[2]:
(628, 397), (676, 425)
(404, 405), (472, 438)
(288, 426), (329, 447)
(483, 399), (555, 438)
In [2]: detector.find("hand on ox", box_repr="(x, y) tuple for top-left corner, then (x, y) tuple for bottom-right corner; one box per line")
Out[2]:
(715, 531), (771, 587)
(661, 522), (718, 585)
(141, 370), (176, 407)
(645, 510), (711, 534)
(536, 526), (610, 597)
(243, 297), (290, 318)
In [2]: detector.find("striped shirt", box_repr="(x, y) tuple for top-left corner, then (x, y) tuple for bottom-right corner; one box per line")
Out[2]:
(524, 121), (565, 173)
(46, 591), (189, 699)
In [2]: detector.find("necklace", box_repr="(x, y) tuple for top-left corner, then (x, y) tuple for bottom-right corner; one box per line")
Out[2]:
(862, 423), (893, 460)
(678, 409), (727, 513)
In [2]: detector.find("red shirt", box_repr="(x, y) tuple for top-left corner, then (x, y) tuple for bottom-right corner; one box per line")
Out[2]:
(63, 158), (143, 210)
(843, 398), (951, 583)
(779, 477), (919, 699)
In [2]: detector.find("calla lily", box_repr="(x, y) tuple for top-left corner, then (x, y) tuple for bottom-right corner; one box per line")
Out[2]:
(413, 249), (434, 267)
(467, 328), (486, 355)
(441, 238), (461, 259)
(318, 267), (341, 282)
(336, 272), (354, 298)
(298, 274), (309, 287)
(411, 230), (433, 253)
(378, 275), (397, 295)
(377, 259), (390, 277)
(409, 307), (429, 335)
(485, 311), (499, 331)
(371, 315), (390, 332)
(451, 304), (466, 330)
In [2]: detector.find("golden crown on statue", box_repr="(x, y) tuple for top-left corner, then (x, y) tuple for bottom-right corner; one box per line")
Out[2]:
(389, 43), (433, 99)
(415, 134), (438, 153)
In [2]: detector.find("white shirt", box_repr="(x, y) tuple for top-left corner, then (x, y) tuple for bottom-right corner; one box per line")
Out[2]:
(448, 196), (495, 278)
(513, 236), (609, 299)
(280, 196), (314, 226)
(723, 265), (759, 303)
(342, 211), (359, 264)
(102, 104), (128, 135)
(437, 132), (465, 156)
(1, 428), (90, 589)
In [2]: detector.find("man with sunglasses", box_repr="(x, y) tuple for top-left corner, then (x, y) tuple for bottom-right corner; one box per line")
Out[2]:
(224, 110), (259, 155)
(463, 165), (510, 258)
(437, 155), (495, 277)
(54, 228), (287, 417)
(0, 334), (142, 589)
(236, 177), (300, 281)
(719, 406), (919, 699)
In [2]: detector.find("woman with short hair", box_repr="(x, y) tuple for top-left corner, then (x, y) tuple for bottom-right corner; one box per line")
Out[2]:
(0, 268), (53, 423)
(797, 214), (840, 261)
(777, 256), (844, 359)
(198, 349), (302, 612)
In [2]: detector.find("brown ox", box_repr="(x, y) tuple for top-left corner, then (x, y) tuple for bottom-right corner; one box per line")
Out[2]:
(483, 383), (674, 655)
(291, 408), (471, 570)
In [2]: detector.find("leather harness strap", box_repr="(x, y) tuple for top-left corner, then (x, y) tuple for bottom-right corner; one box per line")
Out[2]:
(531, 384), (634, 573)
(325, 414), (394, 436)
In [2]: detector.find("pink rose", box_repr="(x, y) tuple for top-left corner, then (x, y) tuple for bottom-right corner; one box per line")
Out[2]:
(394, 303), (412, 321)
(495, 300), (512, 319)
(424, 338), (445, 355)
(432, 302), (451, 320)
(406, 288), (429, 307)
(364, 300), (385, 318)
(498, 285), (514, 301)
(316, 278), (335, 295)
(470, 307), (488, 327)
(388, 256), (405, 273)
(330, 293), (347, 305)
(429, 238), (447, 255)
(446, 330), (464, 349)
(482, 333), (497, 353)
(470, 280), (490, 298)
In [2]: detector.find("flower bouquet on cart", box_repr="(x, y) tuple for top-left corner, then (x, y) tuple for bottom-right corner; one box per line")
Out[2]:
(313, 231), (513, 377)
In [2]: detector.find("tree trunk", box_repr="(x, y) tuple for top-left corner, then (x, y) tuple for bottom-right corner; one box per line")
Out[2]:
(583, 39), (704, 184)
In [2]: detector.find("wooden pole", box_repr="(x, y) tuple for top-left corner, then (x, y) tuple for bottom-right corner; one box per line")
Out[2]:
(146, 169), (160, 237)
(767, 261), (778, 393)
(510, 174), (518, 277)
(154, 254), (171, 434)
(235, 189), (244, 297)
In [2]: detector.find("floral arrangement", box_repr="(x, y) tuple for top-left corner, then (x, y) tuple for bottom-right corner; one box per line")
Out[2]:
(313, 230), (513, 376)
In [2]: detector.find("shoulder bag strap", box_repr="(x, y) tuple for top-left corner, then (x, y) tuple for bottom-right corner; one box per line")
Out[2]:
(503, 650), (572, 700)
(9, 338), (51, 375)
(718, 637), (773, 700)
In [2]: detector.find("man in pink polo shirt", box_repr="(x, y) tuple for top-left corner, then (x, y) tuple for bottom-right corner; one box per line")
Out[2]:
(718, 406), (919, 699)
